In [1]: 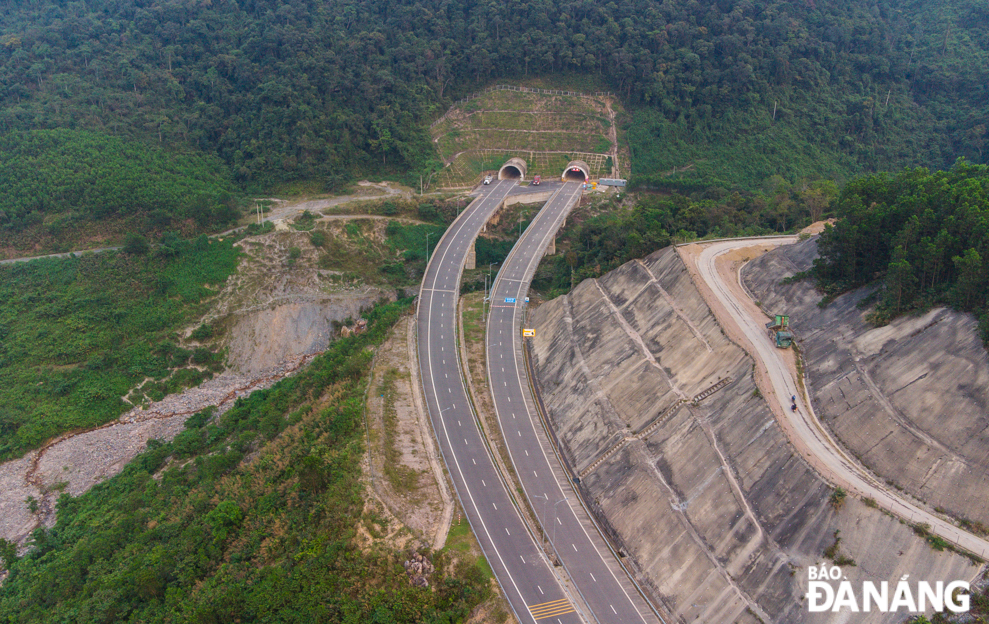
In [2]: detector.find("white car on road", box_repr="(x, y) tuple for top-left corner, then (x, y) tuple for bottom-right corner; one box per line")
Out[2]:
(483, 175), (493, 185)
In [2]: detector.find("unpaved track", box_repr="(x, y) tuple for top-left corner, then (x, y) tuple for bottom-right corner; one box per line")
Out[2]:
(680, 237), (989, 559)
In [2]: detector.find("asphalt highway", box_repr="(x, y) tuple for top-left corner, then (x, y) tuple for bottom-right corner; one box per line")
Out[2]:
(487, 182), (660, 624)
(416, 179), (584, 624)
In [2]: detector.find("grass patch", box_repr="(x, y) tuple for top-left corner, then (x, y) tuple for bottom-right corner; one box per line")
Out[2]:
(823, 530), (857, 567)
(443, 518), (494, 581)
(314, 218), (447, 287)
(829, 487), (847, 511)
(379, 368), (419, 493)
(0, 235), (238, 461)
(0, 299), (493, 621)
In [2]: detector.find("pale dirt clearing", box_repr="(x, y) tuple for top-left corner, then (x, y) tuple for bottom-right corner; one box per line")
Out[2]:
(0, 225), (392, 556)
(364, 314), (453, 549)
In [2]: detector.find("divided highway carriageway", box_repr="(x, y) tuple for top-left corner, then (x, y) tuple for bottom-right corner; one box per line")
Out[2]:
(416, 179), (581, 624)
(487, 182), (662, 624)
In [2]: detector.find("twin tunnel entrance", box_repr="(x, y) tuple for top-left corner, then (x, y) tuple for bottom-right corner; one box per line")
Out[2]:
(496, 158), (589, 183)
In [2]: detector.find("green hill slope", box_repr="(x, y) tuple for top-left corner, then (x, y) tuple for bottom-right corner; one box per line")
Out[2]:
(0, 0), (985, 195)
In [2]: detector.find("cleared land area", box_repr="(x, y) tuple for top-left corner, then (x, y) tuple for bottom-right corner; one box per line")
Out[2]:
(431, 89), (618, 188)
(743, 238), (989, 530)
(528, 246), (976, 623)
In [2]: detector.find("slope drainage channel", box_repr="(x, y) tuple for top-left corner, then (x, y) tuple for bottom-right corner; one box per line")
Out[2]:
(578, 377), (734, 479)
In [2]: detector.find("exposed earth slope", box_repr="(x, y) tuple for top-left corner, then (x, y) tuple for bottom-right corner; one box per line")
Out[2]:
(743, 238), (989, 529)
(528, 247), (974, 623)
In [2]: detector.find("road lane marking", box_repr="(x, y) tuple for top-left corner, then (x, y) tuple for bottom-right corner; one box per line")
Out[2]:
(527, 598), (576, 620)
(590, 572), (597, 582)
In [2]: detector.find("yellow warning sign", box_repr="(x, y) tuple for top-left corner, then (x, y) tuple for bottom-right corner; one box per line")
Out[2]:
(522, 329), (535, 337)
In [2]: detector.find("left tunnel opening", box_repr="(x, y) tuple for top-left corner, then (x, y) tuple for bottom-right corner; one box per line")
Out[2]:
(499, 158), (527, 181)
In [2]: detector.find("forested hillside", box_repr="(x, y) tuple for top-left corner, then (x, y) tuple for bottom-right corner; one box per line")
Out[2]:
(813, 160), (989, 338)
(1, 0), (987, 196)
(0, 300), (493, 623)
(0, 129), (237, 232)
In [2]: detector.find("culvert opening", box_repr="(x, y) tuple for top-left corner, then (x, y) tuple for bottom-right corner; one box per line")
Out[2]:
(499, 165), (522, 180)
(564, 167), (588, 182)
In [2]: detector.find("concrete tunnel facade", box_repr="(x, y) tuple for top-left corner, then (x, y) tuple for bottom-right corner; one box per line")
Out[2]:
(498, 157), (527, 181)
(563, 160), (589, 182)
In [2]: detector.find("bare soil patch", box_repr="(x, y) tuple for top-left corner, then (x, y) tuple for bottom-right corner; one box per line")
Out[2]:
(365, 315), (451, 546)
(0, 225), (390, 555)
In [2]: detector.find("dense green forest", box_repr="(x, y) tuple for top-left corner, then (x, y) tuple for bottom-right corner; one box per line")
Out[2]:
(0, 300), (492, 623)
(813, 159), (988, 338)
(533, 177), (837, 295)
(0, 0), (986, 197)
(0, 235), (239, 462)
(0, 129), (237, 230)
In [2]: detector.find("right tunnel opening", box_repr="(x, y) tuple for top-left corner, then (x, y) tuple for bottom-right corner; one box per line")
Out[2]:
(563, 160), (589, 183)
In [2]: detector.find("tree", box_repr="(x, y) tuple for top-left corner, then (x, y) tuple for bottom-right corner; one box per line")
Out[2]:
(953, 248), (985, 309)
(800, 180), (838, 223)
(123, 233), (150, 255)
(884, 246), (917, 314)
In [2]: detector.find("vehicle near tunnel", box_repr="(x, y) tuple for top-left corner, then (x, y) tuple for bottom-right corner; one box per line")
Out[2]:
(562, 160), (589, 182)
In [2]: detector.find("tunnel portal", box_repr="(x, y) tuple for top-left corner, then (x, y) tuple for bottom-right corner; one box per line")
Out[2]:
(499, 157), (527, 181)
(563, 160), (589, 182)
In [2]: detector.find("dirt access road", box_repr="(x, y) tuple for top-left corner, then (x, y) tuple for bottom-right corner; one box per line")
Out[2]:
(679, 236), (989, 560)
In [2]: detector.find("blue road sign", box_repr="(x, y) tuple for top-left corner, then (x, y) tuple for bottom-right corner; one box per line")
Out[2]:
(505, 297), (516, 303)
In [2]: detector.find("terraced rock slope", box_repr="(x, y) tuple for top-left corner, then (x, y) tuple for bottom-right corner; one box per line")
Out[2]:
(743, 237), (989, 528)
(528, 246), (975, 623)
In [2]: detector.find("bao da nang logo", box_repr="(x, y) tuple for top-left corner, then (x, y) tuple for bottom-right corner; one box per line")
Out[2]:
(806, 566), (970, 613)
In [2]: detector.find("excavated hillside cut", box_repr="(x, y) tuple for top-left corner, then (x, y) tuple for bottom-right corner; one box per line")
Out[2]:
(743, 237), (989, 527)
(528, 246), (974, 623)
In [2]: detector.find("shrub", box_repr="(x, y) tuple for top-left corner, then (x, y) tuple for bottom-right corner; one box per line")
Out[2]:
(123, 233), (150, 255)
(190, 324), (214, 341)
(829, 487), (847, 510)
